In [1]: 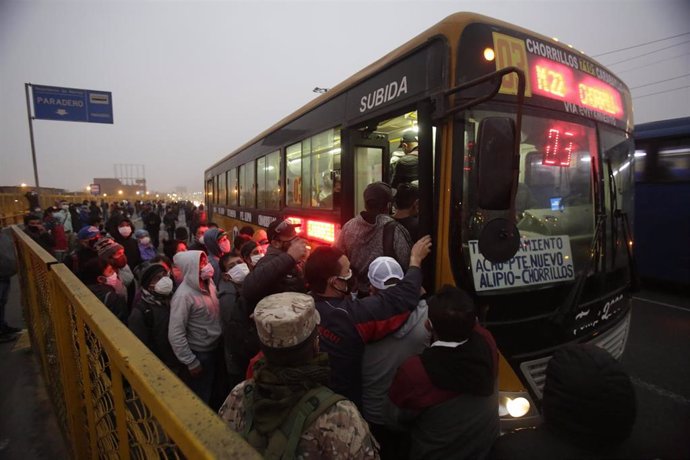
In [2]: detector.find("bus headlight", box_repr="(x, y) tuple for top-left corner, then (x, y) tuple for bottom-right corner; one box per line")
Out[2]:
(499, 392), (533, 418)
(506, 397), (530, 417)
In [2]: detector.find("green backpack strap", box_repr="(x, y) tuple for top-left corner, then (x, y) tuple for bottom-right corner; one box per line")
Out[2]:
(264, 386), (345, 460)
(241, 383), (255, 438)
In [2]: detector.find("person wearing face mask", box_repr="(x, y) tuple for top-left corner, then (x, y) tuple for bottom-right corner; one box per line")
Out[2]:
(111, 216), (142, 270)
(217, 253), (253, 389)
(128, 263), (180, 375)
(169, 250), (222, 406)
(203, 228), (231, 288)
(303, 235), (432, 410)
(65, 226), (101, 280)
(241, 219), (308, 309)
(252, 229), (270, 255)
(95, 237), (135, 309)
(81, 257), (128, 324)
(239, 240), (263, 271)
(188, 224), (209, 253)
(23, 214), (55, 254)
(134, 229), (157, 262)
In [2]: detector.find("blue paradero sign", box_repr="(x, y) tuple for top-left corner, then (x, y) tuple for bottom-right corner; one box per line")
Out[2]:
(31, 85), (113, 124)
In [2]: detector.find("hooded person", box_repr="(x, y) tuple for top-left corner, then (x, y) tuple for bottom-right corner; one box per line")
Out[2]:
(203, 227), (231, 287)
(128, 262), (180, 375)
(489, 344), (637, 460)
(218, 292), (380, 459)
(110, 215), (142, 270)
(168, 250), (222, 405)
(134, 229), (157, 262)
(94, 237), (135, 307)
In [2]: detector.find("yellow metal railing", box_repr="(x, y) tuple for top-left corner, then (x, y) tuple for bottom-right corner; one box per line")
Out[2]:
(11, 226), (260, 459)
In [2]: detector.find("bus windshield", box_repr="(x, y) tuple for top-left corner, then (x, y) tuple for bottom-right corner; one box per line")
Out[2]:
(463, 109), (597, 293)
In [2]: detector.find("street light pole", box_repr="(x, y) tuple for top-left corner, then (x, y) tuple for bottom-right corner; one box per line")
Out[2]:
(24, 83), (41, 197)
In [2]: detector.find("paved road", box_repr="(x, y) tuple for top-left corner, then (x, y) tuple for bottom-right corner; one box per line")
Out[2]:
(618, 290), (690, 459)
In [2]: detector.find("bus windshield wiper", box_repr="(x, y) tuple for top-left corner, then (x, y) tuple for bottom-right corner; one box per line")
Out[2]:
(551, 212), (606, 327)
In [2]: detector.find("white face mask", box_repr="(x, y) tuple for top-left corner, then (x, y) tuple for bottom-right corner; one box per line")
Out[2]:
(118, 226), (132, 237)
(219, 240), (231, 254)
(200, 263), (214, 280)
(104, 272), (119, 286)
(197, 235), (206, 245)
(140, 236), (151, 246)
(153, 276), (174, 296)
(250, 254), (263, 266)
(227, 263), (250, 283)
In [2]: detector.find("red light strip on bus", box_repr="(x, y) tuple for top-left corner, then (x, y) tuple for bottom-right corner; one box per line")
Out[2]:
(306, 220), (336, 243)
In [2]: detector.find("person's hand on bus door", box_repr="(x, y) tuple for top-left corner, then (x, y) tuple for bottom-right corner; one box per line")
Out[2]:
(287, 238), (308, 262)
(410, 235), (432, 268)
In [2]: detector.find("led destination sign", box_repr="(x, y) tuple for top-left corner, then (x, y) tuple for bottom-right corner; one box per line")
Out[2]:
(491, 32), (627, 124)
(532, 58), (623, 118)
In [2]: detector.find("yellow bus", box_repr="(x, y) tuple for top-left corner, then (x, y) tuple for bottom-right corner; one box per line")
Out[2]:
(204, 12), (635, 428)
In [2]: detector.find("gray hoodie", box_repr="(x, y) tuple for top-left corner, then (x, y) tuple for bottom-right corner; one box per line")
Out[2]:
(168, 250), (222, 370)
(361, 299), (430, 426)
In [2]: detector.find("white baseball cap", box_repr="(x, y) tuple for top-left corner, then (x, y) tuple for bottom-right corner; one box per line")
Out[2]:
(368, 256), (404, 290)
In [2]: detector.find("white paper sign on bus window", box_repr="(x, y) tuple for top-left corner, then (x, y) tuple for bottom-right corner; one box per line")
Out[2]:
(468, 235), (575, 292)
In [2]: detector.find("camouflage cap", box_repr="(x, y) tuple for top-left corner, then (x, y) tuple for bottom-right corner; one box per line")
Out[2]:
(254, 292), (320, 348)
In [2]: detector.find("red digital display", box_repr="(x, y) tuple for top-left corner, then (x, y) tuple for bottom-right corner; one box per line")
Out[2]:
(543, 128), (574, 167)
(530, 59), (623, 119)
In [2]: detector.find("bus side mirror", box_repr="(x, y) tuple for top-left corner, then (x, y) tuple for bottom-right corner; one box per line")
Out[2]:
(476, 117), (517, 210)
(476, 117), (521, 263)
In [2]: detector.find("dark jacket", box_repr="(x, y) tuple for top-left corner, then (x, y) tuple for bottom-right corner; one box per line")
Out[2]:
(111, 216), (142, 270)
(203, 228), (224, 288)
(389, 325), (499, 460)
(391, 151), (419, 188)
(314, 266), (423, 408)
(88, 283), (128, 324)
(128, 293), (180, 375)
(241, 246), (306, 307)
(144, 210), (161, 233)
(0, 231), (17, 279)
(217, 278), (258, 380)
(65, 246), (99, 281)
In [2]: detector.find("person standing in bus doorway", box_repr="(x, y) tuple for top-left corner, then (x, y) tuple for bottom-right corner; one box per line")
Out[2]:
(393, 183), (420, 242)
(241, 219), (308, 309)
(388, 285), (499, 460)
(336, 182), (412, 296)
(390, 132), (419, 188)
(168, 250), (222, 407)
(218, 292), (380, 460)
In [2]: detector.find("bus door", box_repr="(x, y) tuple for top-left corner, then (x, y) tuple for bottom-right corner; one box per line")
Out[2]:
(346, 129), (390, 216)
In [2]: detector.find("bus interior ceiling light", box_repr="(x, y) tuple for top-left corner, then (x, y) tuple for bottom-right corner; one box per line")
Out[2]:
(483, 47), (495, 61)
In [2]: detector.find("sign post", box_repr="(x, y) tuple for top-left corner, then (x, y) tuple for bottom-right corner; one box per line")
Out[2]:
(24, 83), (114, 206)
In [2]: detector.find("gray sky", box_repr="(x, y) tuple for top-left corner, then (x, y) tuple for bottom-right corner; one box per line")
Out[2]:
(1, 0), (689, 193)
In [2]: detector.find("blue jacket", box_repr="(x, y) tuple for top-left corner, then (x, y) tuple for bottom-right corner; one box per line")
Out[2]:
(314, 266), (423, 408)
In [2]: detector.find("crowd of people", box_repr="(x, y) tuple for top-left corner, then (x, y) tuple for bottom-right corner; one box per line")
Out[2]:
(10, 186), (637, 459)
